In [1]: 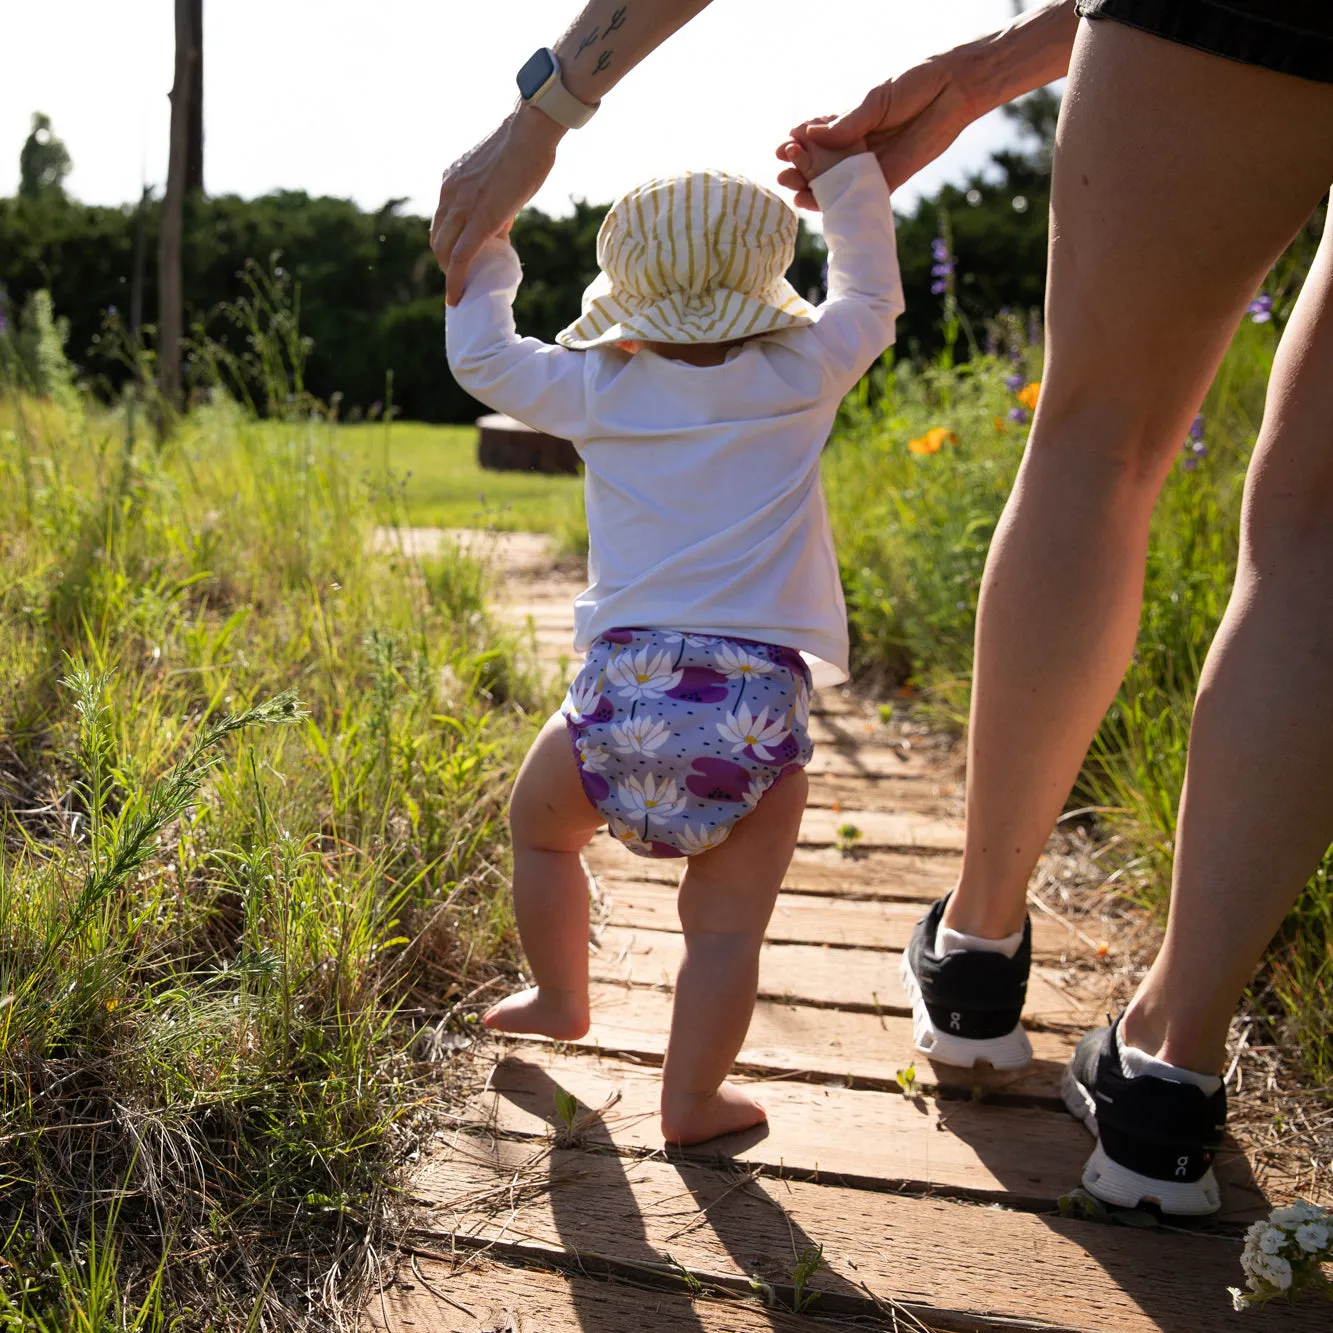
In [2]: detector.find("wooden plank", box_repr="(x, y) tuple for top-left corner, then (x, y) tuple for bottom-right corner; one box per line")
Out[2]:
(598, 882), (1078, 959)
(553, 981), (1074, 1101)
(418, 1139), (1317, 1333)
(798, 806), (963, 850)
(368, 1258), (837, 1332)
(585, 839), (960, 902)
(468, 1051), (1268, 1221)
(804, 772), (960, 819)
(589, 926), (1086, 1025)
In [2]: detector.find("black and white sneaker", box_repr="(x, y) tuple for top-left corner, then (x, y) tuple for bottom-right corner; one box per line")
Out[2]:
(899, 896), (1033, 1070)
(1062, 1019), (1225, 1216)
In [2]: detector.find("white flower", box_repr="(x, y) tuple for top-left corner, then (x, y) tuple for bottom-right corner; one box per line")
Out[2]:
(1294, 1222), (1329, 1254)
(1228, 1287), (1249, 1313)
(663, 631), (719, 648)
(793, 679), (811, 730)
(1258, 1255), (1292, 1291)
(610, 714), (671, 755)
(564, 675), (603, 722)
(716, 702), (789, 762)
(575, 738), (610, 774)
(605, 646), (683, 702)
(741, 778), (765, 811)
(674, 822), (729, 856)
(616, 773), (687, 826)
(607, 816), (653, 854)
(1270, 1201), (1326, 1228)
(1259, 1226), (1285, 1256)
(713, 643), (774, 680)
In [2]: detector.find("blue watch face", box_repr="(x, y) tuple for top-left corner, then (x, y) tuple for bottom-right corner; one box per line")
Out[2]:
(517, 48), (556, 100)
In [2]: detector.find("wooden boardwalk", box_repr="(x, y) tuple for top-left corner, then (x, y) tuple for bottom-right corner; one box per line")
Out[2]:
(370, 531), (1316, 1333)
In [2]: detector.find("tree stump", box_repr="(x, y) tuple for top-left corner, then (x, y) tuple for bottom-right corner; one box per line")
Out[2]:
(476, 414), (580, 476)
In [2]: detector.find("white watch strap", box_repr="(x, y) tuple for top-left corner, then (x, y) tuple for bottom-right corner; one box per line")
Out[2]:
(532, 57), (599, 130)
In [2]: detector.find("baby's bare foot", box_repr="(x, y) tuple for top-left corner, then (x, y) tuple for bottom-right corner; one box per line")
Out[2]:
(661, 1080), (767, 1146)
(483, 987), (589, 1040)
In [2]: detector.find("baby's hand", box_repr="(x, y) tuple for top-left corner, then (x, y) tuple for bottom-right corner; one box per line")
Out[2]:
(778, 117), (868, 192)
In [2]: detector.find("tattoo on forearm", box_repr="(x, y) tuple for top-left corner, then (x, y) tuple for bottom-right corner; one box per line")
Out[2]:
(594, 49), (613, 74)
(575, 28), (599, 59)
(604, 6), (627, 35)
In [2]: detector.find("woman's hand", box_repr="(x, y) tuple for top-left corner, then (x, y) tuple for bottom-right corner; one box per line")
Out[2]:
(777, 56), (978, 208)
(777, 1), (1077, 206)
(431, 103), (563, 305)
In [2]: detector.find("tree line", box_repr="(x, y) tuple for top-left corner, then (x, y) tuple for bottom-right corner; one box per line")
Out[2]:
(1, 93), (1063, 423)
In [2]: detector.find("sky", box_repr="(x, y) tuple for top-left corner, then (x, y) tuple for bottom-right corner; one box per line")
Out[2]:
(1, 1), (1042, 224)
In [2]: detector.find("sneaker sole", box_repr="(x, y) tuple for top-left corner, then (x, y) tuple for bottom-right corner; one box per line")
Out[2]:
(1060, 1064), (1222, 1216)
(898, 953), (1033, 1070)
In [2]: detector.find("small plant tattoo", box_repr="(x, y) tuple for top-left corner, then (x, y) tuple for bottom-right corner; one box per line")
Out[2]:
(575, 28), (599, 59)
(605, 6), (628, 35)
(594, 49), (613, 74)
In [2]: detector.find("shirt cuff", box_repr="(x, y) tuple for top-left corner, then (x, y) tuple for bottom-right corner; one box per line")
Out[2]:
(455, 237), (523, 304)
(809, 152), (887, 211)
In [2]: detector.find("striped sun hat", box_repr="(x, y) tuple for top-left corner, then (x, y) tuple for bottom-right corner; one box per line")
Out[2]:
(555, 170), (816, 350)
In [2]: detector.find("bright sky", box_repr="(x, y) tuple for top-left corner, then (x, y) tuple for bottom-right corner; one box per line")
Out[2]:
(2, 1), (1043, 223)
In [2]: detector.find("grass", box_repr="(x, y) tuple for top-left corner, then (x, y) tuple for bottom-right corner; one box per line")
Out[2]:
(335, 419), (585, 539)
(0, 381), (549, 1327)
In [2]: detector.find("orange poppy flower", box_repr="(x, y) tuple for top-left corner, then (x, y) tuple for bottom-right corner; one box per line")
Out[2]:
(992, 415), (1007, 433)
(907, 427), (958, 455)
(1017, 381), (1041, 411)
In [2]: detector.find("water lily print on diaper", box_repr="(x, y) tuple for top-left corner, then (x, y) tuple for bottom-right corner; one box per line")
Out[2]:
(561, 627), (814, 858)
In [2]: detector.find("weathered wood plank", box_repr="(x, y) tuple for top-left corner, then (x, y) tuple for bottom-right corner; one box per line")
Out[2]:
(589, 926), (1086, 1025)
(550, 981), (1075, 1101)
(585, 839), (961, 902)
(417, 1139), (1314, 1333)
(597, 882), (1078, 959)
(367, 1259), (836, 1332)
(468, 1050), (1268, 1221)
(804, 772), (961, 818)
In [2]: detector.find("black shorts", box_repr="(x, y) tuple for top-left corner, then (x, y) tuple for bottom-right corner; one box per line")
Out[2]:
(1076, 1), (1333, 85)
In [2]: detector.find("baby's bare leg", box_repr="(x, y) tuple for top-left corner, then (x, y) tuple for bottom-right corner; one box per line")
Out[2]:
(661, 771), (808, 1145)
(483, 713), (605, 1040)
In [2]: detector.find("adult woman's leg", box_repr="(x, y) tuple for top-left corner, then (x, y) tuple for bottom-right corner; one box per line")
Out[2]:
(948, 20), (1333, 942)
(1122, 216), (1333, 1075)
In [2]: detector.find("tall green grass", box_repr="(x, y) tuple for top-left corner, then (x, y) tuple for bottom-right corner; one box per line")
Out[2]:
(825, 313), (1332, 1082)
(0, 366), (542, 1321)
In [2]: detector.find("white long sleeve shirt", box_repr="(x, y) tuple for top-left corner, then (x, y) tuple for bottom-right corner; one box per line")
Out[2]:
(446, 153), (904, 685)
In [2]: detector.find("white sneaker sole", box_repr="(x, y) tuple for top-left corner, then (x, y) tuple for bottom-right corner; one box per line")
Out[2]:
(1060, 1064), (1221, 1216)
(898, 952), (1033, 1070)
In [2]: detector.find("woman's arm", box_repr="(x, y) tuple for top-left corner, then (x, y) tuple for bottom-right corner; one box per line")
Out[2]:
(779, 0), (1078, 205)
(434, 1), (715, 304)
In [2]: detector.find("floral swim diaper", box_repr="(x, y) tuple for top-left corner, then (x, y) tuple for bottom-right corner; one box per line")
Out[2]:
(561, 628), (814, 858)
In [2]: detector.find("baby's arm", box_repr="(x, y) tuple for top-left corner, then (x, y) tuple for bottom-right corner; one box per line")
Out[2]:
(445, 238), (588, 439)
(783, 148), (905, 396)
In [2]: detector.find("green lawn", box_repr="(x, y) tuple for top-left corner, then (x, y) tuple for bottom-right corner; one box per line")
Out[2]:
(338, 420), (585, 538)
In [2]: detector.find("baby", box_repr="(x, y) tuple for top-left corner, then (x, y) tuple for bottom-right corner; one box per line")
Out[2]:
(445, 133), (903, 1145)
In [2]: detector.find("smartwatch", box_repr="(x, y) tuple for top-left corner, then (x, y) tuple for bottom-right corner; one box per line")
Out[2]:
(516, 48), (599, 130)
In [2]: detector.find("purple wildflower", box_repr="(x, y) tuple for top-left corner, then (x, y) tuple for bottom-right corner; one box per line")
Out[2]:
(1008, 406), (1029, 425)
(931, 237), (950, 262)
(1182, 455), (1199, 472)
(1005, 372), (1025, 392)
(1189, 414), (1204, 441)
(930, 280), (947, 295)
(1248, 292), (1273, 323)
(930, 262), (953, 278)
(985, 328), (999, 356)
(0, 287), (8, 338)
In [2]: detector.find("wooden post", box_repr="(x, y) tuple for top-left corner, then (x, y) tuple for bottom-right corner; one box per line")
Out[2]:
(157, 0), (200, 416)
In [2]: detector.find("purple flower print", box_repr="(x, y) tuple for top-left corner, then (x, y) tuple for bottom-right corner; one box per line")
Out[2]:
(601, 628), (636, 644)
(579, 768), (611, 802)
(666, 666), (730, 703)
(686, 757), (753, 803)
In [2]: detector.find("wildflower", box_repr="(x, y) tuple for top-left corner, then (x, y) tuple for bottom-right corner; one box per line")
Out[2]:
(606, 646), (684, 701)
(1008, 406), (1028, 425)
(992, 415), (1007, 433)
(1016, 381), (1041, 411)
(1189, 414), (1205, 441)
(930, 234), (954, 297)
(930, 237), (950, 262)
(716, 702), (789, 762)
(616, 773), (687, 825)
(1005, 372), (1025, 392)
(1232, 1200), (1332, 1311)
(1295, 1222), (1329, 1254)
(712, 643), (773, 681)
(1247, 292), (1273, 323)
(0, 287), (8, 338)
(908, 426), (957, 455)
(610, 714), (671, 755)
